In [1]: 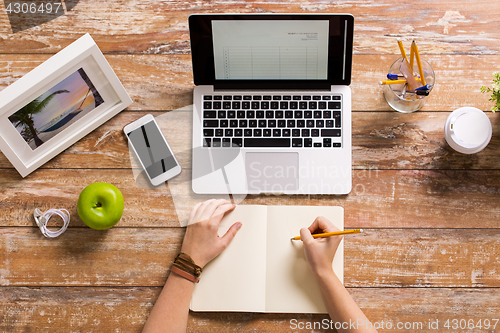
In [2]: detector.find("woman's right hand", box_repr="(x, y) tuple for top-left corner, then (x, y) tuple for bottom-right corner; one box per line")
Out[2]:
(300, 216), (343, 276)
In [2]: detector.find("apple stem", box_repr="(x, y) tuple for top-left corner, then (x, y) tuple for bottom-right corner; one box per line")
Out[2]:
(95, 202), (102, 207)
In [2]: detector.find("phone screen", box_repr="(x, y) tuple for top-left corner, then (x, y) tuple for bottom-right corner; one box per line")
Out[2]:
(127, 120), (178, 179)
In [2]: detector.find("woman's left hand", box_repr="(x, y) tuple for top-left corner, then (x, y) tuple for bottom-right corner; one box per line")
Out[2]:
(181, 199), (242, 268)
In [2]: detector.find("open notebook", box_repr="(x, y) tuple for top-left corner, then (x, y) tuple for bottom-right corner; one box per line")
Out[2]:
(190, 205), (343, 313)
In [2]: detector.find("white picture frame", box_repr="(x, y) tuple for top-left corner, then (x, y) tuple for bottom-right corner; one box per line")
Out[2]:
(0, 33), (132, 177)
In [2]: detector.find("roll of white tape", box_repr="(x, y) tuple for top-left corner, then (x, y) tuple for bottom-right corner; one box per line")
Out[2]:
(444, 107), (492, 154)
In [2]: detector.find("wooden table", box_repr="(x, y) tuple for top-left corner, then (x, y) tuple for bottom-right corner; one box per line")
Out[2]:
(1, 1), (499, 332)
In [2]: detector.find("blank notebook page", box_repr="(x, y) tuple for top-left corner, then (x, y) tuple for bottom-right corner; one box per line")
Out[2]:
(266, 205), (343, 313)
(190, 205), (267, 312)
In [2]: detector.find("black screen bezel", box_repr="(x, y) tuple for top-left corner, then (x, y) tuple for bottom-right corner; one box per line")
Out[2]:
(189, 14), (354, 89)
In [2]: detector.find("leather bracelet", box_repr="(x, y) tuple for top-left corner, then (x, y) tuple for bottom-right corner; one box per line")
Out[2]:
(171, 265), (200, 283)
(171, 252), (202, 283)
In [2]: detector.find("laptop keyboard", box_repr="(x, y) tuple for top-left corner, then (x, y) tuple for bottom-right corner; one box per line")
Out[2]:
(201, 94), (342, 148)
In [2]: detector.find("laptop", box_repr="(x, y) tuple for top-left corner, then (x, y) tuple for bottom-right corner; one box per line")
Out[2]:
(189, 14), (354, 195)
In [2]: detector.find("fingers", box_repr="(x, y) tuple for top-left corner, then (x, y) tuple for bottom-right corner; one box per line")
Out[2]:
(192, 199), (213, 222)
(201, 199), (232, 220)
(212, 203), (236, 222)
(219, 222), (242, 249)
(188, 202), (203, 224)
(308, 216), (338, 234)
(299, 227), (314, 245)
(193, 199), (231, 222)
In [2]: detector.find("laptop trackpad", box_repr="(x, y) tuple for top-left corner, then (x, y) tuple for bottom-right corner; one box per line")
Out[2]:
(245, 152), (299, 193)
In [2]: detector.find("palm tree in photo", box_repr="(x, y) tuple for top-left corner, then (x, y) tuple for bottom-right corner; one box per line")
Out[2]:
(78, 68), (103, 107)
(9, 89), (69, 148)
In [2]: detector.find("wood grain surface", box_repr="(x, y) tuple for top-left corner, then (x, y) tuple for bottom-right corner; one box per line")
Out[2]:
(0, 54), (495, 111)
(1, 0), (499, 332)
(1, 0), (499, 55)
(2, 287), (500, 333)
(0, 111), (498, 169)
(0, 168), (499, 229)
(2, 227), (500, 288)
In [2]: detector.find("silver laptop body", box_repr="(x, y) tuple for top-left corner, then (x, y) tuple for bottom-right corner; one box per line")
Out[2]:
(189, 14), (354, 195)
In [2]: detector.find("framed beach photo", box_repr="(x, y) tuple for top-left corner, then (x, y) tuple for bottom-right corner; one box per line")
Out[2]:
(0, 33), (132, 177)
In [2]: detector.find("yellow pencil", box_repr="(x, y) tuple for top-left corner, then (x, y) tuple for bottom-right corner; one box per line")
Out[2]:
(397, 40), (409, 64)
(291, 228), (363, 241)
(379, 78), (421, 85)
(409, 42), (414, 71)
(412, 40), (426, 86)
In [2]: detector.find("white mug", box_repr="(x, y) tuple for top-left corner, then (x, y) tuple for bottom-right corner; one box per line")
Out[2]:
(444, 107), (492, 154)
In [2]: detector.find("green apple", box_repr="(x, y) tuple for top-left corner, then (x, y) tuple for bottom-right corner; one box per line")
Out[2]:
(77, 182), (124, 230)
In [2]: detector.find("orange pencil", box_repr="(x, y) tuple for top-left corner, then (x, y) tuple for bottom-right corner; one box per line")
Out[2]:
(291, 228), (363, 241)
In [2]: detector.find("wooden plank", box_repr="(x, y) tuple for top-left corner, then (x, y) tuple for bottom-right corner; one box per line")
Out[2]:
(352, 111), (500, 170)
(1, 0), (500, 55)
(0, 54), (495, 112)
(0, 287), (158, 333)
(0, 169), (179, 228)
(348, 229), (500, 288)
(0, 169), (498, 228)
(0, 228), (183, 287)
(0, 110), (498, 169)
(0, 54), (194, 111)
(1, 286), (500, 332)
(2, 228), (500, 288)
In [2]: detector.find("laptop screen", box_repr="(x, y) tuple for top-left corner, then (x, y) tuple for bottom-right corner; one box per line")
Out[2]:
(212, 20), (329, 80)
(189, 14), (354, 89)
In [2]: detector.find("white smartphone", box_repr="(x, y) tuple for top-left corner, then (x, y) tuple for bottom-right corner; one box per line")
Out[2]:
(124, 114), (181, 186)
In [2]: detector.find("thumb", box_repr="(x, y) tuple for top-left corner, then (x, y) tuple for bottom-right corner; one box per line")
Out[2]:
(220, 222), (242, 249)
(300, 227), (315, 245)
